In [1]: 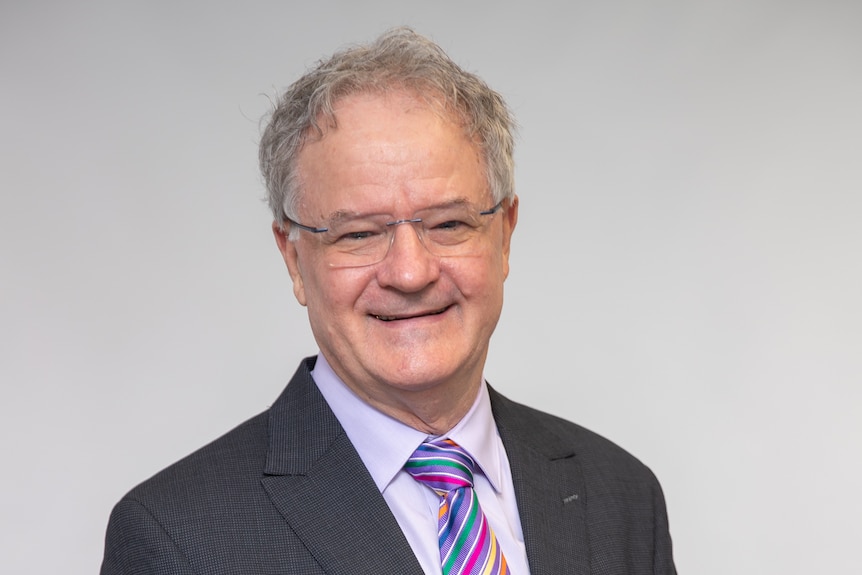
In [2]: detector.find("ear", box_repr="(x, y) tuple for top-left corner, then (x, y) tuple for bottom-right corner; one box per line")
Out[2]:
(272, 221), (307, 306)
(500, 195), (518, 280)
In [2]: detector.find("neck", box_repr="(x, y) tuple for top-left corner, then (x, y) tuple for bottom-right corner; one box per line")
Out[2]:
(344, 375), (482, 436)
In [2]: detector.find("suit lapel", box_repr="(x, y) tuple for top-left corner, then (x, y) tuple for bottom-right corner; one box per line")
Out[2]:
(490, 388), (590, 575)
(261, 358), (424, 575)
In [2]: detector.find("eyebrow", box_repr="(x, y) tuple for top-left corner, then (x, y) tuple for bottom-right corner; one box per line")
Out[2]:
(323, 197), (476, 224)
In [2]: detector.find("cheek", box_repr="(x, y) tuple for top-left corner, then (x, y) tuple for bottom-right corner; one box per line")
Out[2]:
(303, 265), (371, 313)
(447, 254), (506, 300)
(302, 268), (363, 352)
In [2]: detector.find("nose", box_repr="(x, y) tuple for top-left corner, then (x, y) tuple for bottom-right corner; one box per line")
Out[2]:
(375, 221), (440, 292)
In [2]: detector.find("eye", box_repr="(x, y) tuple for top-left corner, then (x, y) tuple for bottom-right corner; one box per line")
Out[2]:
(326, 217), (389, 246)
(434, 220), (466, 231)
(424, 217), (477, 246)
(337, 230), (379, 242)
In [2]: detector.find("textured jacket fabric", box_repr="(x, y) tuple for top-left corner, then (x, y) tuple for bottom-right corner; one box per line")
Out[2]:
(101, 356), (676, 574)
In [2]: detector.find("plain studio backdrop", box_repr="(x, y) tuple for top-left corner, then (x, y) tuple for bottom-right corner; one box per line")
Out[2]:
(1, 1), (860, 573)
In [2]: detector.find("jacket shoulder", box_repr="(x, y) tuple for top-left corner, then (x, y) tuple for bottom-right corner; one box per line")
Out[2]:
(113, 410), (272, 546)
(102, 412), (285, 574)
(490, 389), (664, 489)
(490, 389), (676, 574)
(127, 411), (268, 499)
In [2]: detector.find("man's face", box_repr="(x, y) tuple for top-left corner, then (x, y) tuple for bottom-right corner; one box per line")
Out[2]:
(274, 91), (517, 423)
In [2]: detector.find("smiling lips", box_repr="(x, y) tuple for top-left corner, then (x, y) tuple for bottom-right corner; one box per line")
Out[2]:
(372, 305), (451, 322)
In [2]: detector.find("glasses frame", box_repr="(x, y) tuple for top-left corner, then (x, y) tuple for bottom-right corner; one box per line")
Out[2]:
(284, 199), (505, 267)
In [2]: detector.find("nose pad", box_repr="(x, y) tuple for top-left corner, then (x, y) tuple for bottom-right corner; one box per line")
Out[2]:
(376, 220), (440, 291)
(382, 219), (430, 260)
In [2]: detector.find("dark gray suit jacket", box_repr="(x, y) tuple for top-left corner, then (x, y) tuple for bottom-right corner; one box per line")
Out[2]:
(101, 356), (675, 574)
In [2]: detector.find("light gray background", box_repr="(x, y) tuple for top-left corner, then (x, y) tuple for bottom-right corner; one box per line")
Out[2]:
(2, 1), (860, 573)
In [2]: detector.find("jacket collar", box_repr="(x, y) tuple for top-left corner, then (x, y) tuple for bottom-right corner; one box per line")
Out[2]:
(262, 357), (424, 574)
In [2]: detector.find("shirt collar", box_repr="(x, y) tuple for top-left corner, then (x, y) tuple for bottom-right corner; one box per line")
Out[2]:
(437, 382), (504, 493)
(311, 353), (504, 494)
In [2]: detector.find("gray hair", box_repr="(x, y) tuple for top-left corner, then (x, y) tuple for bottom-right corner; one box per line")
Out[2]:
(259, 27), (516, 227)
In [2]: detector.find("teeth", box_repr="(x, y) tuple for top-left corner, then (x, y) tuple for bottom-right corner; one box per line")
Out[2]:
(374, 307), (448, 322)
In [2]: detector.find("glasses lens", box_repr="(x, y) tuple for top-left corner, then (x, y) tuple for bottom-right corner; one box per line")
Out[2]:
(417, 205), (486, 249)
(323, 215), (390, 266)
(319, 202), (499, 268)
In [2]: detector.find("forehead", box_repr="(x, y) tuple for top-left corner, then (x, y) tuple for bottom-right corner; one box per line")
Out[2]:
(295, 91), (487, 216)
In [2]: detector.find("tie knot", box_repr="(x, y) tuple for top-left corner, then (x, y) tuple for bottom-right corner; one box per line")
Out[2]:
(405, 438), (476, 494)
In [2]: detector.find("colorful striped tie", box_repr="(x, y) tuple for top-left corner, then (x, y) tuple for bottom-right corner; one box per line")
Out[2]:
(405, 438), (511, 575)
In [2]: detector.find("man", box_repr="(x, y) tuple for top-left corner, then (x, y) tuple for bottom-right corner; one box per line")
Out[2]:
(101, 28), (675, 575)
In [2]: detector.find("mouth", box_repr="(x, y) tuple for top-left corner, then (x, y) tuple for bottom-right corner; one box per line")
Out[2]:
(372, 305), (451, 322)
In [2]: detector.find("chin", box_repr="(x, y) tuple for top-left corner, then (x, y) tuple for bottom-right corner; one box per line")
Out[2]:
(373, 351), (476, 391)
